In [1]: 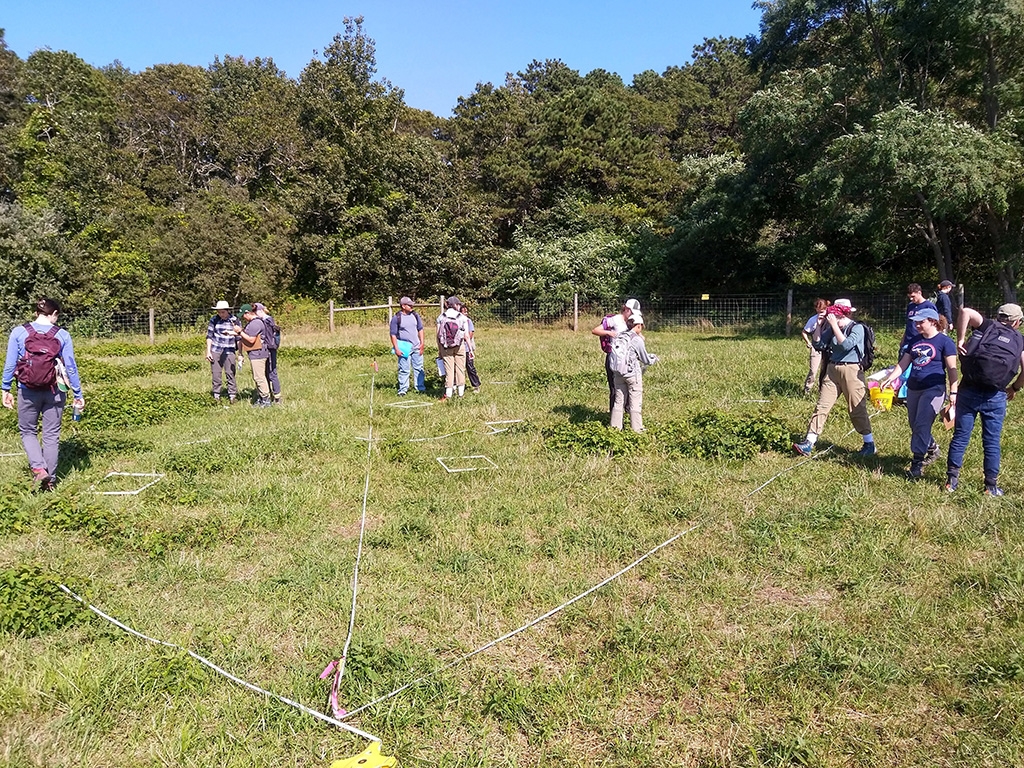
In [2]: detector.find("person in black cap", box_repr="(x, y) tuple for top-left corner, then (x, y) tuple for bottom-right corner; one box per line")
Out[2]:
(936, 280), (954, 328)
(436, 296), (471, 400)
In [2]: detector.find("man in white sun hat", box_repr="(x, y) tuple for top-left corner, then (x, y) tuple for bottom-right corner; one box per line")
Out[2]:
(205, 300), (241, 403)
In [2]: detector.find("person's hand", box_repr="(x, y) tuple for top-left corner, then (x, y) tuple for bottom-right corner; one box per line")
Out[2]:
(73, 397), (85, 412)
(206, 351), (214, 363)
(1, 391), (12, 410)
(1008, 388), (1017, 402)
(419, 344), (425, 356)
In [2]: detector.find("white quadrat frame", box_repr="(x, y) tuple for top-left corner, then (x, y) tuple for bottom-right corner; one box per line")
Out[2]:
(436, 455), (498, 473)
(91, 472), (165, 496)
(385, 400), (433, 409)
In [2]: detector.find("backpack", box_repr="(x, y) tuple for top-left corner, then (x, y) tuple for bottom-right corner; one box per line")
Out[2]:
(440, 316), (463, 349)
(599, 315), (615, 354)
(607, 331), (636, 376)
(261, 315), (280, 351)
(851, 321), (876, 371)
(961, 319), (1024, 390)
(14, 324), (61, 389)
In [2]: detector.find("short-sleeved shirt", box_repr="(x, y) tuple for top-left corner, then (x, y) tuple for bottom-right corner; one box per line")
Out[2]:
(389, 311), (423, 344)
(243, 318), (269, 360)
(803, 314), (820, 334)
(904, 332), (957, 390)
(207, 314), (240, 353)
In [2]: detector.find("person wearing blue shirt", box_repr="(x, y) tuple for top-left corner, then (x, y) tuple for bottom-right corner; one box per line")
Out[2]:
(793, 299), (876, 457)
(389, 296), (425, 396)
(935, 280), (954, 328)
(901, 283), (939, 349)
(881, 307), (958, 479)
(1, 298), (84, 491)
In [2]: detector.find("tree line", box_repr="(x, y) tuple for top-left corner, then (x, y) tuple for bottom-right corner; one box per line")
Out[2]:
(1, 4), (1023, 322)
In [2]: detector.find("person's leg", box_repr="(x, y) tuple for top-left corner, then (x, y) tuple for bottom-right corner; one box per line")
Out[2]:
(466, 355), (481, 390)
(627, 375), (644, 432)
(17, 388), (46, 474)
(977, 391), (1007, 489)
(411, 350), (425, 392)
(442, 347), (455, 397)
(225, 351), (237, 399)
(211, 354), (224, 398)
(267, 349), (281, 398)
(396, 352), (411, 395)
(807, 366), (839, 438)
(839, 366), (872, 437)
(610, 372), (627, 429)
(454, 348), (467, 395)
(251, 357), (270, 401)
(606, 354), (616, 412)
(805, 348), (821, 393)
(946, 388), (980, 488)
(39, 389), (64, 480)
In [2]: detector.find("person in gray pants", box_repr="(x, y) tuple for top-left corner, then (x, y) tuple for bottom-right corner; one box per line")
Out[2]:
(1, 297), (85, 491)
(206, 300), (241, 402)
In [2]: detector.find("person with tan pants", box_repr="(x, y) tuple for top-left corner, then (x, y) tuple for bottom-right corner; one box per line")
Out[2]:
(793, 299), (876, 457)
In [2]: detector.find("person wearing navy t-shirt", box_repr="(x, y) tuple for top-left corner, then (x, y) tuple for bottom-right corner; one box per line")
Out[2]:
(901, 283), (939, 350)
(882, 306), (958, 479)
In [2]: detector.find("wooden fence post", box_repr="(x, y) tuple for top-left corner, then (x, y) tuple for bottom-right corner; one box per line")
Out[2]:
(785, 288), (793, 337)
(388, 296), (394, 321)
(329, 300), (335, 333)
(573, 293), (579, 332)
(149, 307), (155, 345)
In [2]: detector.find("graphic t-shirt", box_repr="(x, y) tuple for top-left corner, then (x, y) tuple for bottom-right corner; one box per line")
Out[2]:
(905, 332), (957, 390)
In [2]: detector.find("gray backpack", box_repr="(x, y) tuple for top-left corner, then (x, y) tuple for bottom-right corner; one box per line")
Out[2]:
(607, 331), (636, 375)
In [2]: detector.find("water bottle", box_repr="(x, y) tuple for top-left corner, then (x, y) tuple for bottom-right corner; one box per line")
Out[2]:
(72, 402), (83, 422)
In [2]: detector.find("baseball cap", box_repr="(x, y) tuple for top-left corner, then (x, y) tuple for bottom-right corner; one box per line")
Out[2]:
(446, 296), (461, 308)
(834, 298), (856, 312)
(239, 303), (253, 314)
(253, 302), (266, 312)
(629, 310), (644, 325)
(938, 280), (954, 288)
(909, 307), (940, 323)
(997, 303), (1024, 323)
(399, 296), (413, 306)
(623, 298), (641, 312)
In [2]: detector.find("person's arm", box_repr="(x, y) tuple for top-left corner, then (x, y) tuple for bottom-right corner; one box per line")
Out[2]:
(956, 307), (985, 354)
(944, 354), (958, 397)
(238, 321), (261, 345)
(59, 331), (84, 402)
(389, 316), (402, 355)
(1008, 350), (1024, 401)
(418, 327), (425, 355)
(633, 336), (658, 366)
(390, 334), (403, 356)
(801, 329), (813, 348)
(1, 329), (21, 410)
(881, 353), (914, 389)
(592, 322), (616, 339)
(205, 321), (215, 362)
(828, 315), (849, 347)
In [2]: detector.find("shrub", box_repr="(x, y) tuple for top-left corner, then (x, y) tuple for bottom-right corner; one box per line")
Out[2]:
(0, 567), (79, 636)
(78, 387), (209, 431)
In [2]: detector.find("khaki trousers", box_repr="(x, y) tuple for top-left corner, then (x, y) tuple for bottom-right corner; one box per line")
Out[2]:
(439, 345), (466, 390)
(807, 363), (871, 437)
(249, 356), (270, 400)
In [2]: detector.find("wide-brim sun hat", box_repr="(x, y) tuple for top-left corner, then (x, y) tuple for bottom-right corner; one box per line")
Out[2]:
(834, 298), (856, 311)
(212, 300), (232, 311)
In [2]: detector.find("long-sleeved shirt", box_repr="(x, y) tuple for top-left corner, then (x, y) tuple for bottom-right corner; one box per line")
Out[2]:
(2, 321), (83, 398)
(815, 321), (865, 365)
(620, 330), (659, 378)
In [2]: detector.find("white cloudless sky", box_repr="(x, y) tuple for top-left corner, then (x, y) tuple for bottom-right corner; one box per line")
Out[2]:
(3, 1), (763, 116)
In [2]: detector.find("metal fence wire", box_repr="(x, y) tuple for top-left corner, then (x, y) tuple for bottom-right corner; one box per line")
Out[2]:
(7, 286), (1000, 340)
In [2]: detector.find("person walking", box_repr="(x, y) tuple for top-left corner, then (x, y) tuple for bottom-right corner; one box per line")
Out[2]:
(238, 304), (272, 406)
(901, 283), (939, 350)
(801, 298), (829, 394)
(1, 297), (84, 491)
(206, 300), (240, 403)
(793, 300), (877, 457)
(592, 298), (640, 413)
(945, 303), (1024, 495)
(936, 280), (955, 328)
(254, 303), (282, 404)
(389, 296), (426, 396)
(460, 302), (482, 393)
(609, 312), (658, 432)
(879, 307), (958, 479)
(436, 296), (471, 401)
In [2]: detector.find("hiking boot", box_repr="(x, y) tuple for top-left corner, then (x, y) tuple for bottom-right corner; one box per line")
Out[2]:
(921, 443), (941, 468)
(984, 485), (1005, 497)
(856, 443), (877, 457)
(906, 466), (923, 481)
(792, 441), (813, 457)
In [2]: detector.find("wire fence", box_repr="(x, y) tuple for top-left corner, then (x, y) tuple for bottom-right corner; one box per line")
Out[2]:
(6, 286), (1004, 341)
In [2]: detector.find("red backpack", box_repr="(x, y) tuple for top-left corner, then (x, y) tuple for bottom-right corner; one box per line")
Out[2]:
(15, 324), (61, 389)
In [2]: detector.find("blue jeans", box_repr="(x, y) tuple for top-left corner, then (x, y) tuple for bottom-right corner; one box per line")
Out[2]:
(397, 349), (425, 394)
(947, 387), (1006, 484)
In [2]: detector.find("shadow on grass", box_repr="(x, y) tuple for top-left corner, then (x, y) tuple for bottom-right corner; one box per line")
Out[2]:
(552, 404), (609, 425)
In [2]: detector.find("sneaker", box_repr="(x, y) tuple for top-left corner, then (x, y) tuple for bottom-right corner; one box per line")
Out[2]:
(440, 396), (449, 402)
(213, 394), (221, 402)
(31, 468), (51, 492)
(792, 441), (813, 457)
(856, 443), (877, 457)
(473, 387), (481, 394)
(944, 482), (957, 492)
(984, 486), (1005, 497)
(228, 396), (237, 404)
(906, 467), (923, 481)
(921, 443), (941, 468)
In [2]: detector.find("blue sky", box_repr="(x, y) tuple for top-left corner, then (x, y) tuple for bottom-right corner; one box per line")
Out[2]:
(2, 1), (763, 116)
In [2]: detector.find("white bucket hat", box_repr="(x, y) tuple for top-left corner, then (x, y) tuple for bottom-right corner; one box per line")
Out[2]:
(212, 300), (232, 311)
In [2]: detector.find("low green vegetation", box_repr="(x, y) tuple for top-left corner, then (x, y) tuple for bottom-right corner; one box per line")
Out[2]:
(2, 326), (1023, 767)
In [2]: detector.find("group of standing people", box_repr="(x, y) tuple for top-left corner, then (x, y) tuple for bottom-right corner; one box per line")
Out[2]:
(591, 298), (658, 432)
(389, 296), (480, 400)
(795, 282), (1024, 495)
(206, 300), (282, 407)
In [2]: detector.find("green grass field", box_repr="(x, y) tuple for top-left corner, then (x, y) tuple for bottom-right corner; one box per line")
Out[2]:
(2, 326), (1023, 767)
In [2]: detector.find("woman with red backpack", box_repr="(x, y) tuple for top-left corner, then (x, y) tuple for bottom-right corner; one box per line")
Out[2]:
(1, 297), (84, 491)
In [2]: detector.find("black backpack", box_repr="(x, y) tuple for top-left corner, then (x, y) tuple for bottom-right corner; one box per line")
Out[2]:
(851, 321), (876, 371)
(961, 319), (1024, 390)
(14, 324), (61, 389)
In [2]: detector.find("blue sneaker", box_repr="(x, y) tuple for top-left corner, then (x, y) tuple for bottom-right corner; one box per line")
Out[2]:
(855, 443), (877, 457)
(984, 486), (1005, 497)
(793, 441), (813, 457)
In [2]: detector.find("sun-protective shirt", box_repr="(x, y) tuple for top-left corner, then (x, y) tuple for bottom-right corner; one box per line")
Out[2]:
(207, 314), (240, 354)
(2, 321), (83, 398)
(815, 321), (865, 365)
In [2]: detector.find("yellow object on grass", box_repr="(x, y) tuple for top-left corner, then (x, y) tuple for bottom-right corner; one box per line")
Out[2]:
(330, 741), (397, 768)
(869, 387), (894, 411)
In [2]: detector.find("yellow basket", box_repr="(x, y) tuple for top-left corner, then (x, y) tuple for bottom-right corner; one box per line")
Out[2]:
(869, 387), (894, 411)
